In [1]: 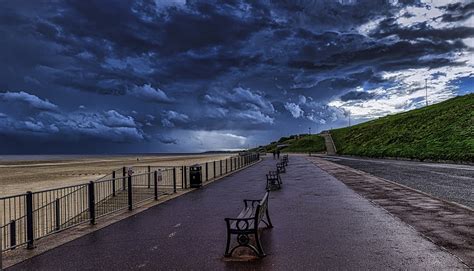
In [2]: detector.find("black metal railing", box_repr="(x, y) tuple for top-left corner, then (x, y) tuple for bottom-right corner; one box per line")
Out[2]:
(0, 153), (260, 254)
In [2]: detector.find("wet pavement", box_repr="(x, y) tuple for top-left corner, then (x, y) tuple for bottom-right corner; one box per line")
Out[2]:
(9, 155), (467, 270)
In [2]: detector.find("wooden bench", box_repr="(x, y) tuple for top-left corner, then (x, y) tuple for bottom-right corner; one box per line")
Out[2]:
(276, 162), (286, 173)
(224, 192), (273, 257)
(266, 171), (282, 190)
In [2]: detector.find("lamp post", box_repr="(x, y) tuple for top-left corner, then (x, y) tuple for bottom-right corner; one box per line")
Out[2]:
(425, 78), (428, 106)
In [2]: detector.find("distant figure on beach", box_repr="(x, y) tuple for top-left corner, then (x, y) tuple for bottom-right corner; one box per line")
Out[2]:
(277, 150), (280, 159)
(272, 151), (276, 159)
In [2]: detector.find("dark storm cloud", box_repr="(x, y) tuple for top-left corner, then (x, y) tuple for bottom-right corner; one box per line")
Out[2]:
(372, 20), (474, 41)
(340, 91), (376, 101)
(0, 0), (472, 153)
(439, 2), (474, 22)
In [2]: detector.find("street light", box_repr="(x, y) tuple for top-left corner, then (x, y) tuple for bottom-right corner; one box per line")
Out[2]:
(425, 78), (429, 106)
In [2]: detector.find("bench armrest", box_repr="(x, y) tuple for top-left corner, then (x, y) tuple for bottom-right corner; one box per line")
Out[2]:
(243, 199), (260, 208)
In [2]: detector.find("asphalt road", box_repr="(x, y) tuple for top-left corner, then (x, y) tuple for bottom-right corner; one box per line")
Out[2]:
(321, 156), (474, 209)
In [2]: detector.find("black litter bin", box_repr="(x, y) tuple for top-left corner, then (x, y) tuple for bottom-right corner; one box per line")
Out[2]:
(190, 165), (202, 188)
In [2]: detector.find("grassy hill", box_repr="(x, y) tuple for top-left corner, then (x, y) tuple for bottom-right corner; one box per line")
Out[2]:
(257, 94), (473, 162)
(331, 94), (473, 162)
(259, 134), (326, 153)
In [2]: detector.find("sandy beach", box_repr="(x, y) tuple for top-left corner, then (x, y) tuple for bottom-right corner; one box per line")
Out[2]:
(0, 154), (233, 197)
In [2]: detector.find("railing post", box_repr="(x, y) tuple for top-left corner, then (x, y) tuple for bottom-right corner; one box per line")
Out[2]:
(26, 191), (34, 249)
(122, 167), (126, 190)
(181, 166), (185, 189)
(205, 162), (208, 181)
(0, 227), (3, 269)
(154, 171), (158, 200)
(148, 166), (151, 189)
(184, 167), (188, 189)
(88, 182), (96, 225)
(173, 167), (177, 193)
(9, 220), (16, 249)
(128, 175), (133, 211)
(220, 160), (222, 176)
(112, 171), (116, 197)
(55, 198), (60, 231)
(213, 161), (216, 178)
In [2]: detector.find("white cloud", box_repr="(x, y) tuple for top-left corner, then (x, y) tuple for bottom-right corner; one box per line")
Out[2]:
(235, 110), (274, 124)
(329, 59), (473, 119)
(0, 91), (58, 111)
(103, 110), (136, 128)
(188, 130), (247, 151)
(205, 87), (275, 114)
(463, 37), (474, 48)
(284, 102), (304, 118)
(161, 110), (189, 127)
(129, 84), (172, 103)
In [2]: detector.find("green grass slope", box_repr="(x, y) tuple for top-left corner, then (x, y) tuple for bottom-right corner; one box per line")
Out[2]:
(259, 134), (326, 153)
(331, 94), (474, 162)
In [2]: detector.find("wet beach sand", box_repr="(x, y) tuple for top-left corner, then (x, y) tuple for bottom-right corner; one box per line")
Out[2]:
(0, 154), (233, 197)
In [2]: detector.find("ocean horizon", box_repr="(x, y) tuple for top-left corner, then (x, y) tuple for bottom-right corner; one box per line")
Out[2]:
(0, 151), (241, 162)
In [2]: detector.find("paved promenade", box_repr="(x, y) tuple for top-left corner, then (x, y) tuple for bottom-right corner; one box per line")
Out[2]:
(9, 155), (467, 270)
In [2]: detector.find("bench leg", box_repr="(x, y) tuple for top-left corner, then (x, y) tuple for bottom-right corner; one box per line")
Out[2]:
(265, 208), (273, 228)
(226, 233), (263, 258)
(255, 231), (266, 257)
(224, 230), (232, 257)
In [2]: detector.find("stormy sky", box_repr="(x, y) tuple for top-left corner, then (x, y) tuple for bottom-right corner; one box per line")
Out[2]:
(0, 0), (473, 154)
